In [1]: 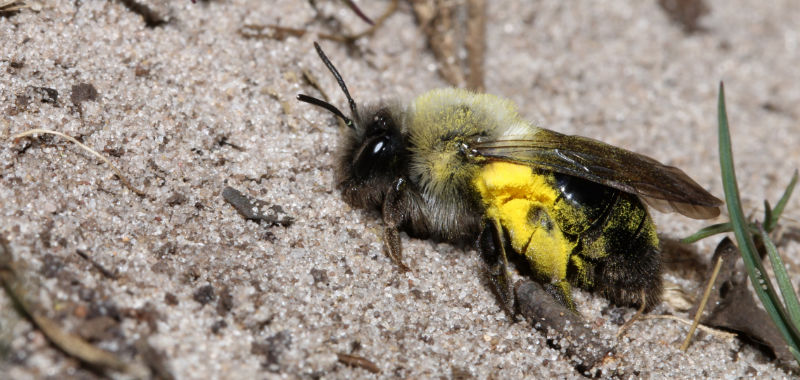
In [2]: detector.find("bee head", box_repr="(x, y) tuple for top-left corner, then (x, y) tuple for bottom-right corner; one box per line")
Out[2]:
(298, 43), (408, 210)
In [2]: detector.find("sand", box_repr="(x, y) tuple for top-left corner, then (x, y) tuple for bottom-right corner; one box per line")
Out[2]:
(1, 0), (799, 378)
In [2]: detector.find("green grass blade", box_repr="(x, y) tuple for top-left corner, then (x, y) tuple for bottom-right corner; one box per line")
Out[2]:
(790, 346), (800, 364)
(759, 224), (800, 329)
(766, 170), (799, 232)
(681, 222), (732, 243)
(717, 82), (800, 357)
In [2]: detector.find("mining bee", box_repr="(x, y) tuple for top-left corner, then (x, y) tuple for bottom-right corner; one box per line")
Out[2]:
(298, 42), (722, 313)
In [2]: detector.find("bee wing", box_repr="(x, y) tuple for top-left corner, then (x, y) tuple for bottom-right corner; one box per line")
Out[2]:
(473, 129), (722, 219)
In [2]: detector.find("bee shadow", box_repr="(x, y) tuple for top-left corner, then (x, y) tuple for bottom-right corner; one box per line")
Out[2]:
(659, 235), (715, 283)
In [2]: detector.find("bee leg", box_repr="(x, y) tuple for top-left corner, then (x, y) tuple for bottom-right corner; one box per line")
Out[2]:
(381, 178), (411, 272)
(478, 220), (515, 317)
(543, 280), (577, 312)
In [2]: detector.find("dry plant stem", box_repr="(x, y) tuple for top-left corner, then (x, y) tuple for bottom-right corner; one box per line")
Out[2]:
(341, 0), (398, 42)
(74, 249), (117, 279)
(29, 313), (131, 372)
(431, 1), (462, 87)
(412, 0), (465, 87)
(616, 291), (647, 339)
(466, 0), (486, 91)
(336, 352), (381, 374)
(11, 129), (147, 197)
(117, 0), (167, 27)
(681, 254), (725, 351)
(301, 68), (348, 130)
(645, 315), (737, 340)
(0, 237), (139, 375)
(245, 0), (397, 43)
(241, 24), (342, 43)
(301, 68), (332, 102)
(342, 0), (374, 25)
(0, 0), (27, 12)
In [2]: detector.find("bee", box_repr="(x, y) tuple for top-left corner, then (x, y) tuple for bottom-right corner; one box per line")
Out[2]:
(298, 42), (722, 313)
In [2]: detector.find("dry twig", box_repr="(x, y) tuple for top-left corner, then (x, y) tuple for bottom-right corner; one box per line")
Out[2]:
(615, 291), (648, 339)
(412, 0), (463, 87)
(240, 0), (398, 44)
(0, 0), (33, 13)
(0, 236), (145, 376)
(11, 129), (147, 197)
(411, 0), (487, 90)
(644, 315), (737, 340)
(682, 254), (725, 350)
(465, 0), (486, 91)
(337, 352), (381, 374)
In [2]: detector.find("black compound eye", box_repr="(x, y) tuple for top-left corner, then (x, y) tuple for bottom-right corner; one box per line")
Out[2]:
(354, 135), (395, 178)
(352, 109), (406, 179)
(370, 138), (387, 155)
(365, 135), (393, 161)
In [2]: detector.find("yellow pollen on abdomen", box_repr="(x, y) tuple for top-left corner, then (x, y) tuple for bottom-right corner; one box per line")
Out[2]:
(474, 162), (575, 280)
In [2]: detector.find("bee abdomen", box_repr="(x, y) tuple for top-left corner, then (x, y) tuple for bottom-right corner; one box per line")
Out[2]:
(553, 174), (662, 309)
(589, 193), (661, 309)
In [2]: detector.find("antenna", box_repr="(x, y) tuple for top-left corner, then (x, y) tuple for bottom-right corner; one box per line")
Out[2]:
(313, 42), (360, 123)
(296, 94), (354, 129)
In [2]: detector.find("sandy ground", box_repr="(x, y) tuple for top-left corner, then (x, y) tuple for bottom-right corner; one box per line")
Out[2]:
(2, 0), (800, 378)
